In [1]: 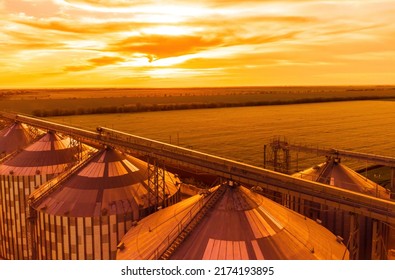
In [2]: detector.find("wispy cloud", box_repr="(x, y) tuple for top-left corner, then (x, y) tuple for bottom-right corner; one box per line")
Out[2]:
(110, 35), (224, 60)
(64, 55), (125, 71)
(14, 17), (148, 34)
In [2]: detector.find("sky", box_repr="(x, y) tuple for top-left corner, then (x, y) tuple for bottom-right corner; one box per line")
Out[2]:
(0, 0), (394, 88)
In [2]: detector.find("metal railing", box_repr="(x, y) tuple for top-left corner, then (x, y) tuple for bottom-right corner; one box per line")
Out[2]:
(294, 172), (391, 199)
(29, 147), (99, 204)
(148, 192), (207, 260)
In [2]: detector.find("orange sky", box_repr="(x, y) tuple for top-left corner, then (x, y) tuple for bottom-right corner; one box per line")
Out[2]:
(1, 0), (394, 88)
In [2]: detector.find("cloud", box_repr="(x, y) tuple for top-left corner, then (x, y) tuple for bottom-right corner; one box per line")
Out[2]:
(63, 0), (193, 10)
(88, 56), (125, 66)
(14, 17), (147, 34)
(107, 26), (300, 64)
(0, 29), (66, 53)
(63, 64), (95, 72)
(3, 0), (61, 17)
(64, 0), (151, 7)
(1, 0), (395, 87)
(234, 31), (300, 46)
(63, 55), (125, 72)
(321, 23), (386, 37)
(110, 35), (224, 60)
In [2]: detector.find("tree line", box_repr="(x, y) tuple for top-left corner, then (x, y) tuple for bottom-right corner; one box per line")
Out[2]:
(31, 95), (394, 117)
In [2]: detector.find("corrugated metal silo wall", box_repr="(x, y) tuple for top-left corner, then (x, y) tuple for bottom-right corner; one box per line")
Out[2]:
(33, 189), (181, 260)
(34, 213), (133, 260)
(282, 192), (373, 259)
(0, 173), (57, 260)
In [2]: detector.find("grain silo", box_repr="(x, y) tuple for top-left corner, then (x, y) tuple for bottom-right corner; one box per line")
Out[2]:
(289, 156), (391, 259)
(293, 157), (390, 199)
(116, 183), (349, 260)
(0, 122), (38, 160)
(29, 147), (181, 260)
(287, 157), (389, 221)
(0, 130), (89, 260)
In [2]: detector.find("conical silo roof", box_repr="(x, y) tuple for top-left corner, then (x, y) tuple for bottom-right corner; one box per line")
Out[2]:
(0, 131), (79, 176)
(0, 122), (35, 157)
(116, 185), (349, 260)
(31, 148), (179, 217)
(293, 158), (390, 199)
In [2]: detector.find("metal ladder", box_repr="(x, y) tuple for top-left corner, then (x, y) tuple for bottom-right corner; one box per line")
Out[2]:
(159, 185), (227, 260)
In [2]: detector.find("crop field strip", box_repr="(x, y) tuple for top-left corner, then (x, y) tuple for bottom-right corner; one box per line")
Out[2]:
(45, 100), (395, 174)
(1, 86), (395, 117)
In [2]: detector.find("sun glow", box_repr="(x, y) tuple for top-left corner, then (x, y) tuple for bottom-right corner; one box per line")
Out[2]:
(141, 25), (202, 36)
(65, 40), (107, 49)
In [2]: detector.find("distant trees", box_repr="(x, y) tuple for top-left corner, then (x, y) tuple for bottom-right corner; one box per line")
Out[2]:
(31, 95), (394, 117)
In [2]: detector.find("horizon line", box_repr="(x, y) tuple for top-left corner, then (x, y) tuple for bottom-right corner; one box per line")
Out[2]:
(1, 84), (395, 91)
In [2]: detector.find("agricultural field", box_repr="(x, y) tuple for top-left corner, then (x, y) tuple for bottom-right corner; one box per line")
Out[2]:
(2, 87), (394, 189)
(1, 86), (395, 117)
(46, 100), (395, 177)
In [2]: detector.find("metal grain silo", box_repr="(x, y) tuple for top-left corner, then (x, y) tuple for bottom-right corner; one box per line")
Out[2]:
(289, 156), (391, 259)
(116, 183), (349, 260)
(0, 131), (86, 260)
(0, 122), (39, 160)
(288, 157), (389, 223)
(293, 157), (390, 199)
(29, 147), (181, 260)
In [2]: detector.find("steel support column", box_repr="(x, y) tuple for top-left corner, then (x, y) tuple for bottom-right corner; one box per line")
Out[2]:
(270, 139), (291, 174)
(147, 157), (167, 211)
(68, 137), (83, 162)
(371, 219), (386, 260)
(391, 167), (395, 197)
(348, 213), (360, 260)
(27, 204), (37, 260)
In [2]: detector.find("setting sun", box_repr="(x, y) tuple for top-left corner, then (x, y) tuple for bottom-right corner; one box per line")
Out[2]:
(1, 0), (394, 88)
